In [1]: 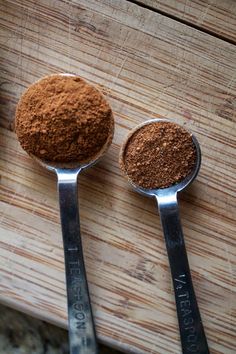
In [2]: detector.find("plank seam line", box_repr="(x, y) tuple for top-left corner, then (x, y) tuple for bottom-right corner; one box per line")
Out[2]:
(127, 0), (236, 46)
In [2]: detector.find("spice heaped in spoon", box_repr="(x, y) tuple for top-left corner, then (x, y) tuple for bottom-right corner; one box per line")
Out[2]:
(15, 74), (114, 354)
(120, 119), (209, 354)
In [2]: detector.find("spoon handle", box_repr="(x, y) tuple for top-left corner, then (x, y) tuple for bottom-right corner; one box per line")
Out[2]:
(56, 169), (98, 354)
(156, 194), (209, 354)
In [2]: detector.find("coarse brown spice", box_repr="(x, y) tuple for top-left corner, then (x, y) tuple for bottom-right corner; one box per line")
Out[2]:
(121, 121), (196, 189)
(15, 75), (114, 163)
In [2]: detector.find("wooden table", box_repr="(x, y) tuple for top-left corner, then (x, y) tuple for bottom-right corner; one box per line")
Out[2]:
(0, 1), (235, 353)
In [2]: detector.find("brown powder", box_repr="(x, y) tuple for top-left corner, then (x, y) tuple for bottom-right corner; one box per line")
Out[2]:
(15, 75), (114, 163)
(121, 121), (196, 189)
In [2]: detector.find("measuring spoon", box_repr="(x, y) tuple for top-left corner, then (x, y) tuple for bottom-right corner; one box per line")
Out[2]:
(120, 119), (209, 354)
(17, 73), (114, 354)
(40, 162), (100, 354)
(35, 149), (113, 354)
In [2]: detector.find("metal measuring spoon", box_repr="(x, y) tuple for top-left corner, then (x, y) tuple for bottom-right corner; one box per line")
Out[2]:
(37, 159), (103, 354)
(16, 74), (114, 354)
(120, 119), (209, 354)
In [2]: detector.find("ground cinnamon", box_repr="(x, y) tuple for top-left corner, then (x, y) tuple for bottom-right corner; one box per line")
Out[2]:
(15, 75), (114, 163)
(121, 121), (196, 189)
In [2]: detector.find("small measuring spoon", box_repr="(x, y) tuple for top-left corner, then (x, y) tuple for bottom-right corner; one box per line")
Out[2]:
(120, 119), (209, 354)
(17, 74), (114, 354)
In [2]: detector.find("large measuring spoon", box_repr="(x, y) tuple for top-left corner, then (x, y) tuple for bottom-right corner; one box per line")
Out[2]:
(120, 119), (209, 354)
(16, 74), (114, 354)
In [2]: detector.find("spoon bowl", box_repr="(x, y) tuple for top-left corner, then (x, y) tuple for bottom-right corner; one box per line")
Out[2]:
(119, 118), (201, 198)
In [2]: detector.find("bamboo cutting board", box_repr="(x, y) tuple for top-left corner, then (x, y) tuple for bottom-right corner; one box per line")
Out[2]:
(0, 1), (236, 353)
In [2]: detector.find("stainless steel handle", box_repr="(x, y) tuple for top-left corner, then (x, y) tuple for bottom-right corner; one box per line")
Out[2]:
(156, 193), (209, 354)
(56, 168), (98, 354)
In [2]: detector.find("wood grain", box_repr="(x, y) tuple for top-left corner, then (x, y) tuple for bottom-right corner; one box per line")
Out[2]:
(136, 0), (236, 43)
(0, 0), (236, 353)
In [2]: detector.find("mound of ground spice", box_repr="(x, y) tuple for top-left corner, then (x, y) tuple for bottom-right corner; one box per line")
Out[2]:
(15, 74), (114, 163)
(121, 121), (196, 189)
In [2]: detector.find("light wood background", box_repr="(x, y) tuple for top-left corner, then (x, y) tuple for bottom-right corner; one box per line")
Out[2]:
(0, 1), (236, 353)
(138, 0), (236, 43)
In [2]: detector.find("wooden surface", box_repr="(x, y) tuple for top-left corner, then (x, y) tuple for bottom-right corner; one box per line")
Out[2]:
(0, 0), (236, 353)
(137, 0), (236, 43)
